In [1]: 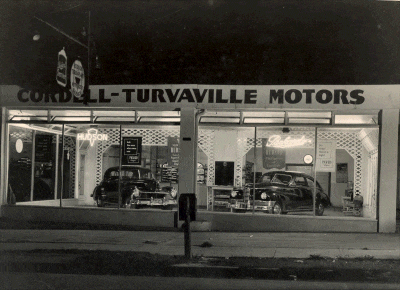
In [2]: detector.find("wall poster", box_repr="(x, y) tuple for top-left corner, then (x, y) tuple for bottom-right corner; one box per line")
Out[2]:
(167, 137), (179, 167)
(35, 135), (53, 162)
(316, 140), (336, 172)
(262, 138), (286, 170)
(336, 163), (348, 183)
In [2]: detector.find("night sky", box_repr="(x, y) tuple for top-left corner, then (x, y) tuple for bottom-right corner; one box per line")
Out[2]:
(1, 0), (400, 90)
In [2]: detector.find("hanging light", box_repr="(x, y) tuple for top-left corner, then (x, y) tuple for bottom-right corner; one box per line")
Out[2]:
(95, 55), (101, 69)
(81, 26), (87, 37)
(33, 30), (40, 41)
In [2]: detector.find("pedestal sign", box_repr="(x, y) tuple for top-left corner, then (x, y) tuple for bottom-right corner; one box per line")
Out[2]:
(316, 140), (336, 172)
(122, 137), (142, 165)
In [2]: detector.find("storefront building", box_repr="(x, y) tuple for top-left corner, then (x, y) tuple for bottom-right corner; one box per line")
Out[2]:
(0, 84), (398, 233)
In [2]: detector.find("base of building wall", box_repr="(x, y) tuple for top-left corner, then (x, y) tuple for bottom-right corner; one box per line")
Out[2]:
(1, 205), (378, 233)
(198, 211), (378, 233)
(1, 205), (176, 229)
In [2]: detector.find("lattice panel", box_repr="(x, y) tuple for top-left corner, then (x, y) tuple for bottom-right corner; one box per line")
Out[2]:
(198, 129), (215, 187)
(317, 131), (363, 195)
(9, 130), (33, 142)
(96, 128), (180, 185)
(64, 136), (76, 198)
(367, 152), (378, 219)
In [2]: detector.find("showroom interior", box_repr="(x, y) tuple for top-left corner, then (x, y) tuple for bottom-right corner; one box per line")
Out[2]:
(1, 85), (397, 233)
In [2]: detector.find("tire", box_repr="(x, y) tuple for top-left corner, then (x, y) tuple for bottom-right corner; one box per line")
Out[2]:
(96, 198), (104, 207)
(232, 208), (246, 213)
(272, 201), (283, 214)
(121, 197), (131, 208)
(315, 201), (325, 216)
(162, 205), (174, 210)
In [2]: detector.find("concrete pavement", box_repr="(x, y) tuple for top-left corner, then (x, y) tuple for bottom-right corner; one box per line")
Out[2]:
(1, 229), (400, 259)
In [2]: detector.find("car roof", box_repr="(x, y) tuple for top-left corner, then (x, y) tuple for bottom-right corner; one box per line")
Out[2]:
(105, 166), (150, 172)
(265, 170), (314, 179)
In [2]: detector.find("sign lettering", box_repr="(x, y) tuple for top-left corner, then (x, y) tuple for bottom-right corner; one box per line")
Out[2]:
(266, 135), (312, 148)
(77, 129), (108, 146)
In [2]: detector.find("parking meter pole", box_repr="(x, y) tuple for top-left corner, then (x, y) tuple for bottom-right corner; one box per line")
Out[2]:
(184, 196), (191, 259)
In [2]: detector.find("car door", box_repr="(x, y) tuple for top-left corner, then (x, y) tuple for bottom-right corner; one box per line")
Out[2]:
(303, 177), (316, 209)
(291, 176), (309, 210)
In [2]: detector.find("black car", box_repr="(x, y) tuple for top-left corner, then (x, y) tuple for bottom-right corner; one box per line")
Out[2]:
(91, 166), (177, 209)
(230, 171), (330, 216)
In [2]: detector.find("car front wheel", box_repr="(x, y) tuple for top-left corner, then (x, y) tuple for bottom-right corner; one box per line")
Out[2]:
(272, 201), (283, 214)
(96, 198), (104, 207)
(315, 201), (325, 216)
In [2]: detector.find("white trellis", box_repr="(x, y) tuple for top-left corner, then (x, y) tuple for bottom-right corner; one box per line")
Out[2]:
(199, 127), (369, 198)
(96, 128), (180, 185)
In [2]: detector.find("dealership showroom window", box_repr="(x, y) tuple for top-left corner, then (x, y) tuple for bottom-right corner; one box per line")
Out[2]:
(5, 107), (379, 221)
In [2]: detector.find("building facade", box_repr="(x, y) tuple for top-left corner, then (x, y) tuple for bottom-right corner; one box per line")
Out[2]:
(0, 84), (398, 233)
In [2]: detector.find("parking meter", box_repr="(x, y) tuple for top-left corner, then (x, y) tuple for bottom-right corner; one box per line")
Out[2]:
(179, 193), (197, 221)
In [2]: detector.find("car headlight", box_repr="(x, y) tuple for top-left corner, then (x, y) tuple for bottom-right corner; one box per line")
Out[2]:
(261, 192), (267, 200)
(231, 191), (238, 198)
(170, 187), (177, 198)
(132, 186), (140, 197)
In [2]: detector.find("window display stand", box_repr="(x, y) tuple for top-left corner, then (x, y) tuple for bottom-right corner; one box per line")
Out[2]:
(207, 186), (234, 212)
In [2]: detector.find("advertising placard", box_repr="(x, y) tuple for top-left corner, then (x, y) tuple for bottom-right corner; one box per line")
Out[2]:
(316, 140), (336, 172)
(122, 137), (142, 165)
(35, 135), (53, 162)
(262, 138), (286, 169)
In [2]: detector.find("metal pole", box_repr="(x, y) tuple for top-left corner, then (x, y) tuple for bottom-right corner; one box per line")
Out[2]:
(87, 11), (91, 87)
(60, 124), (65, 208)
(30, 130), (36, 201)
(252, 127), (257, 214)
(34, 16), (88, 49)
(184, 196), (191, 259)
(118, 125), (123, 209)
(313, 127), (317, 216)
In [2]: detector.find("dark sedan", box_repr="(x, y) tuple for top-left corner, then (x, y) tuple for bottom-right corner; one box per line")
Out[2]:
(91, 166), (177, 209)
(230, 171), (330, 215)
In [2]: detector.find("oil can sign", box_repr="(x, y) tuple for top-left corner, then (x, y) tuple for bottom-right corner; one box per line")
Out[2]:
(70, 59), (85, 98)
(56, 48), (67, 87)
(122, 137), (142, 165)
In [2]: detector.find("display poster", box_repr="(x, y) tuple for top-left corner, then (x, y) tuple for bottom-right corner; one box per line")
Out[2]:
(336, 163), (348, 183)
(167, 137), (179, 167)
(35, 135), (53, 162)
(122, 137), (142, 165)
(316, 140), (336, 172)
(262, 138), (286, 170)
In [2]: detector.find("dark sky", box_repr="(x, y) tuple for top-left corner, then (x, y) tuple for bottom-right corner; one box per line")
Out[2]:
(1, 0), (400, 90)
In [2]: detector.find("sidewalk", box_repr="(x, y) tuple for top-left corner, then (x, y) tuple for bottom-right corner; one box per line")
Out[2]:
(0, 218), (400, 259)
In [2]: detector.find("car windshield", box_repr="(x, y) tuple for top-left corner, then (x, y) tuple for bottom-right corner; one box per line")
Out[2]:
(259, 174), (272, 183)
(271, 174), (292, 185)
(105, 168), (153, 180)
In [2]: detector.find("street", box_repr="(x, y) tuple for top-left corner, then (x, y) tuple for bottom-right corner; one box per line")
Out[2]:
(3, 273), (400, 290)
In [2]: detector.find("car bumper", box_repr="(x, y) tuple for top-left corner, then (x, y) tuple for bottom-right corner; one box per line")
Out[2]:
(231, 200), (276, 211)
(131, 199), (177, 207)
